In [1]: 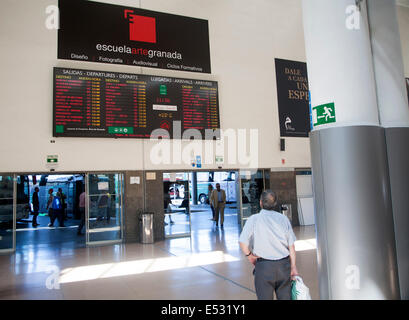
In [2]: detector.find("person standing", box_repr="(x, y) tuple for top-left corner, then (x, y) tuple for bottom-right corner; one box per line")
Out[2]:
(164, 189), (174, 225)
(239, 190), (298, 300)
(57, 188), (67, 221)
(77, 190), (86, 235)
(46, 188), (54, 227)
(50, 192), (65, 227)
(32, 187), (40, 227)
(210, 183), (226, 227)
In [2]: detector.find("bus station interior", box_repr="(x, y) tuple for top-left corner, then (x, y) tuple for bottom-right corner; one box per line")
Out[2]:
(1, 0), (409, 300)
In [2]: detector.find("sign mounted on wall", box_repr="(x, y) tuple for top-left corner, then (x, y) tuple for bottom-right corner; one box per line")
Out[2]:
(275, 58), (310, 137)
(58, 0), (211, 73)
(53, 67), (220, 139)
(312, 102), (336, 126)
(46, 155), (58, 164)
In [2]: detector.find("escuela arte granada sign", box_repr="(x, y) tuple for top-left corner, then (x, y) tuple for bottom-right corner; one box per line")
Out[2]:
(58, 0), (211, 73)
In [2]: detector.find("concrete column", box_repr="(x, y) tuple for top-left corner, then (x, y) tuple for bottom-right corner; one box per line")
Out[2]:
(367, 0), (409, 299)
(302, 0), (400, 299)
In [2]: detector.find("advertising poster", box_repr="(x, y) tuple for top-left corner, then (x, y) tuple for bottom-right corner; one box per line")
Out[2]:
(275, 58), (310, 137)
(58, 0), (211, 73)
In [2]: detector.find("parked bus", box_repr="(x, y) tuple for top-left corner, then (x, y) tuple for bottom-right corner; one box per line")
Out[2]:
(194, 172), (237, 204)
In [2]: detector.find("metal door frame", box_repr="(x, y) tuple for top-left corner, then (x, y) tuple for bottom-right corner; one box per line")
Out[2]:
(0, 174), (16, 254)
(85, 172), (124, 246)
(238, 169), (268, 230)
(164, 175), (192, 239)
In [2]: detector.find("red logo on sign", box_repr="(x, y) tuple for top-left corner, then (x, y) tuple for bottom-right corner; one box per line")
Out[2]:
(124, 10), (156, 43)
(160, 120), (171, 131)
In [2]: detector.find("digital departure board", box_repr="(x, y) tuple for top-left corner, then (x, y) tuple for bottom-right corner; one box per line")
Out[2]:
(53, 68), (220, 139)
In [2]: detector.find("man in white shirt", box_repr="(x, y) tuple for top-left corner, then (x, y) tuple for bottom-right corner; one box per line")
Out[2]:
(239, 189), (298, 300)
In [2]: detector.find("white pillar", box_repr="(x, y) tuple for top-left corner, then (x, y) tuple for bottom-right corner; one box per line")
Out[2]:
(303, 0), (380, 129)
(368, 0), (409, 299)
(302, 0), (400, 299)
(368, 0), (409, 128)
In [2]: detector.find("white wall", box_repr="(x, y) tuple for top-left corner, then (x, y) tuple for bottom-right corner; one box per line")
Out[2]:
(398, 4), (409, 77)
(0, 0), (407, 173)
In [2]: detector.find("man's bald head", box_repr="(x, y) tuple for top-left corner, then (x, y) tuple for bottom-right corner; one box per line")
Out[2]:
(260, 190), (277, 211)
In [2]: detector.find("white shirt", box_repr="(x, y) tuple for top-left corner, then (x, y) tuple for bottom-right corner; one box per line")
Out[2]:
(239, 209), (296, 260)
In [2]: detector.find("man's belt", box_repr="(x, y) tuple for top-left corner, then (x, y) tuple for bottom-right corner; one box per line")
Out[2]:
(256, 256), (289, 262)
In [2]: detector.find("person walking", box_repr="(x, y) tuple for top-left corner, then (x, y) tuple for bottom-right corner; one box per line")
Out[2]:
(32, 187), (40, 227)
(50, 192), (65, 227)
(164, 189), (174, 225)
(46, 188), (54, 227)
(57, 188), (67, 220)
(239, 189), (298, 300)
(210, 183), (226, 227)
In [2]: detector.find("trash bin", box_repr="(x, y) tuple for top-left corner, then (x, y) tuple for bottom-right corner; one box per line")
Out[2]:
(140, 212), (154, 244)
(281, 204), (292, 223)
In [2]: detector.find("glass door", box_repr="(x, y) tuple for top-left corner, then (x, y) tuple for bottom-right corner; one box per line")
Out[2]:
(163, 172), (191, 238)
(86, 173), (124, 246)
(239, 170), (267, 229)
(0, 175), (15, 253)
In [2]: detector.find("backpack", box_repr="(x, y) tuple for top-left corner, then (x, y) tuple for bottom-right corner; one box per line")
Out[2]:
(52, 196), (62, 210)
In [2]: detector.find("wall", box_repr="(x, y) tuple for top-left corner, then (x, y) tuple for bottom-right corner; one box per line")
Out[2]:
(123, 170), (144, 242)
(269, 170), (299, 226)
(0, 0), (311, 173)
(0, 1), (407, 178)
(397, 4), (409, 78)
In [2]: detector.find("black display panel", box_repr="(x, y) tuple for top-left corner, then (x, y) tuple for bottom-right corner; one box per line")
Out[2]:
(58, 0), (211, 73)
(275, 58), (310, 138)
(53, 68), (220, 139)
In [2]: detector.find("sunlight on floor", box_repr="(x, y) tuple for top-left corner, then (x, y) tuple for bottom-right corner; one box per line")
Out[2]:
(294, 238), (317, 252)
(59, 250), (239, 284)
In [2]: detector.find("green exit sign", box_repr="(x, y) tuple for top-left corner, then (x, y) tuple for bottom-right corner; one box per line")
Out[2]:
(312, 102), (336, 126)
(47, 155), (58, 163)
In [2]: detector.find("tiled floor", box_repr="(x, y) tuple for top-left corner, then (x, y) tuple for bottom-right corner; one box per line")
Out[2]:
(0, 208), (319, 300)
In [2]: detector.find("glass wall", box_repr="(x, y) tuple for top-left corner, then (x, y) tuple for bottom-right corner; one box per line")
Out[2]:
(163, 173), (191, 238)
(239, 169), (269, 229)
(0, 175), (14, 252)
(86, 173), (123, 245)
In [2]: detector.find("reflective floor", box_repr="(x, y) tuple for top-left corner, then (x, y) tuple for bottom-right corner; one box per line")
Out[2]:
(0, 209), (319, 300)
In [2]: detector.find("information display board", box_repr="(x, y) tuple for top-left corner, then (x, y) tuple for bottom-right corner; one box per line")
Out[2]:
(53, 67), (220, 139)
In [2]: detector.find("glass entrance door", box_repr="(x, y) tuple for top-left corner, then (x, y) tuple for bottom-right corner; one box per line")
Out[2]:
(86, 173), (124, 245)
(0, 175), (15, 253)
(163, 173), (191, 238)
(238, 169), (269, 229)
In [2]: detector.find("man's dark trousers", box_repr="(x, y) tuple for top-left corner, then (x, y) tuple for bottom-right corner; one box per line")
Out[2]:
(50, 209), (64, 227)
(254, 257), (292, 300)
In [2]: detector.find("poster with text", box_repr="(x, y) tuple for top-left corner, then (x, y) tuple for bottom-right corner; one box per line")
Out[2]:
(275, 58), (310, 137)
(58, 0), (211, 73)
